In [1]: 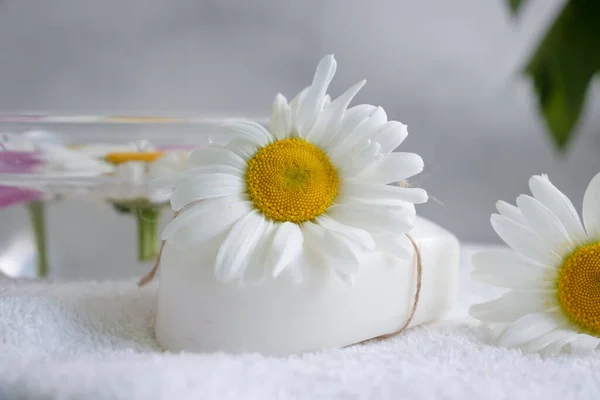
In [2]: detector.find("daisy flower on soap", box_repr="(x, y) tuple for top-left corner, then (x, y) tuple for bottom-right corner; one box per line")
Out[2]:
(470, 173), (600, 355)
(154, 55), (427, 284)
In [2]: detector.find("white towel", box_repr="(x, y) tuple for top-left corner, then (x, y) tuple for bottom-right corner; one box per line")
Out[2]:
(1, 246), (599, 400)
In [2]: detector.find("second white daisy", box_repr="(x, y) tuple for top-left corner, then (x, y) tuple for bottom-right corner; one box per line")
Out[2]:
(470, 172), (600, 355)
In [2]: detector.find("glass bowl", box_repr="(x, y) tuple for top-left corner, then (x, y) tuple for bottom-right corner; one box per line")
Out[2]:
(0, 113), (265, 280)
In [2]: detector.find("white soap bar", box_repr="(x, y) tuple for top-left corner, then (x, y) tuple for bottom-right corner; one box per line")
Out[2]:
(155, 217), (459, 356)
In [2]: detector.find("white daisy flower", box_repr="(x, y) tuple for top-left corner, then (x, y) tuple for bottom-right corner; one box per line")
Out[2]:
(99, 148), (191, 261)
(154, 54), (427, 285)
(470, 172), (600, 355)
(36, 142), (114, 176)
(102, 149), (191, 205)
(1, 132), (113, 177)
(49, 146), (191, 262)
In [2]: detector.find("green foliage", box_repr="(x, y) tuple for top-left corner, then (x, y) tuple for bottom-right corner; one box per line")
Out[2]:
(508, 0), (526, 15)
(509, 0), (600, 151)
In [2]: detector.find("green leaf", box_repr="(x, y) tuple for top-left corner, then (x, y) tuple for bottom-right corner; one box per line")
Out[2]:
(507, 0), (527, 15)
(525, 0), (600, 151)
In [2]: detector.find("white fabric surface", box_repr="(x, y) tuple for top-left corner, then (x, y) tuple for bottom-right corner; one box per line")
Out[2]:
(1, 245), (599, 400)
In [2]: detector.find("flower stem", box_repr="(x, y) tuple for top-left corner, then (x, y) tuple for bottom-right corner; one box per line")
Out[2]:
(27, 200), (49, 277)
(135, 206), (161, 262)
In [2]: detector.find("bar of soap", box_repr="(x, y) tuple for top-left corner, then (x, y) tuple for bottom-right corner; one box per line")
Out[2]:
(155, 217), (459, 355)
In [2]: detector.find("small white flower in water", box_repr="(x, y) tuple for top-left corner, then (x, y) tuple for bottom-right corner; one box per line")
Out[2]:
(106, 151), (191, 204)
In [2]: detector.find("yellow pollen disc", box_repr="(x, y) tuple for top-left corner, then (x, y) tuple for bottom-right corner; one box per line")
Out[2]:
(245, 138), (339, 223)
(557, 242), (600, 335)
(105, 151), (164, 165)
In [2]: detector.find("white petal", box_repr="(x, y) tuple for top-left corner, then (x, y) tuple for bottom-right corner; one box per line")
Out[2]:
(316, 215), (375, 250)
(582, 171), (600, 240)
(569, 335), (600, 355)
(334, 192), (415, 213)
(363, 106), (388, 129)
(215, 211), (267, 282)
(307, 80), (366, 146)
(327, 203), (415, 235)
(302, 222), (359, 285)
(340, 140), (383, 177)
(285, 252), (307, 284)
(372, 232), (413, 259)
(521, 328), (574, 353)
(349, 152), (424, 184)
(330, 104), (376, 148)
(290, 223), (324, 284)
(222, 121), (274, 147)
(321, 235), (361, 284)
(225, 137), (260, 161)
(289, 87), (308, 134)
(151, 165), (242, 190)
(498, 312), (562, 348)
(371, 121), (408, 154)
(340, 183), (428, 205)
(170, 174), (244, 211)
(162, 197), (251, 246)
(469, 291), (555, 322)
(529, 175), (587, 245)
(471, 250), (557, 289)
(496, 201), (527, 226)
(329, 106), (387, 159)
(490, 214), (562, 266)
(289, 87), (307, 109)
(189, 147), (246, 170)
(149, 152), (190, 178)
(539, 333), (578, 356)
(296, 55), (337, 135)
(242, 220), (275, 285)
(37, 142), (115, 175)
(516, 194), (575, 256)
(271, 222), (304, 277)
(114, 162), (146, 185)
(270, 93), (292, 141)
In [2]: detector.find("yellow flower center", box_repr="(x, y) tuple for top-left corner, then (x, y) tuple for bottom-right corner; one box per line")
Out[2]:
(245, 138), (339, 223)
(105, 151), (164, 165)
(557, 242), (600, 335)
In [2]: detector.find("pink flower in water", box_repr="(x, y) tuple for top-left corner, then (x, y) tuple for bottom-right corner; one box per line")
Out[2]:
(0, 151), (43, 207)
(0, 186), (41, 207)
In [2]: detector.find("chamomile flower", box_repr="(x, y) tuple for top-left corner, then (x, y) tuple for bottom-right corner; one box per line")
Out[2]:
(470, 172), (600, 355)
(100, 148), (191, 261)
(102, 149), (191, 205)
(155, 55), (427, 284)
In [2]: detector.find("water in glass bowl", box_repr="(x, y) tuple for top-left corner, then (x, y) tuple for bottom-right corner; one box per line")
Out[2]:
(0, 113), (265, 280)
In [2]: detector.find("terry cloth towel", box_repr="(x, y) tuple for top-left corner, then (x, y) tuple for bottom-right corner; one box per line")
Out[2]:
(1, 246), (599, 400)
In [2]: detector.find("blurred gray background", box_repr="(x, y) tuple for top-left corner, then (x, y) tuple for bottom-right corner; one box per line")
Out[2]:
(0, 0), (598, 278)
